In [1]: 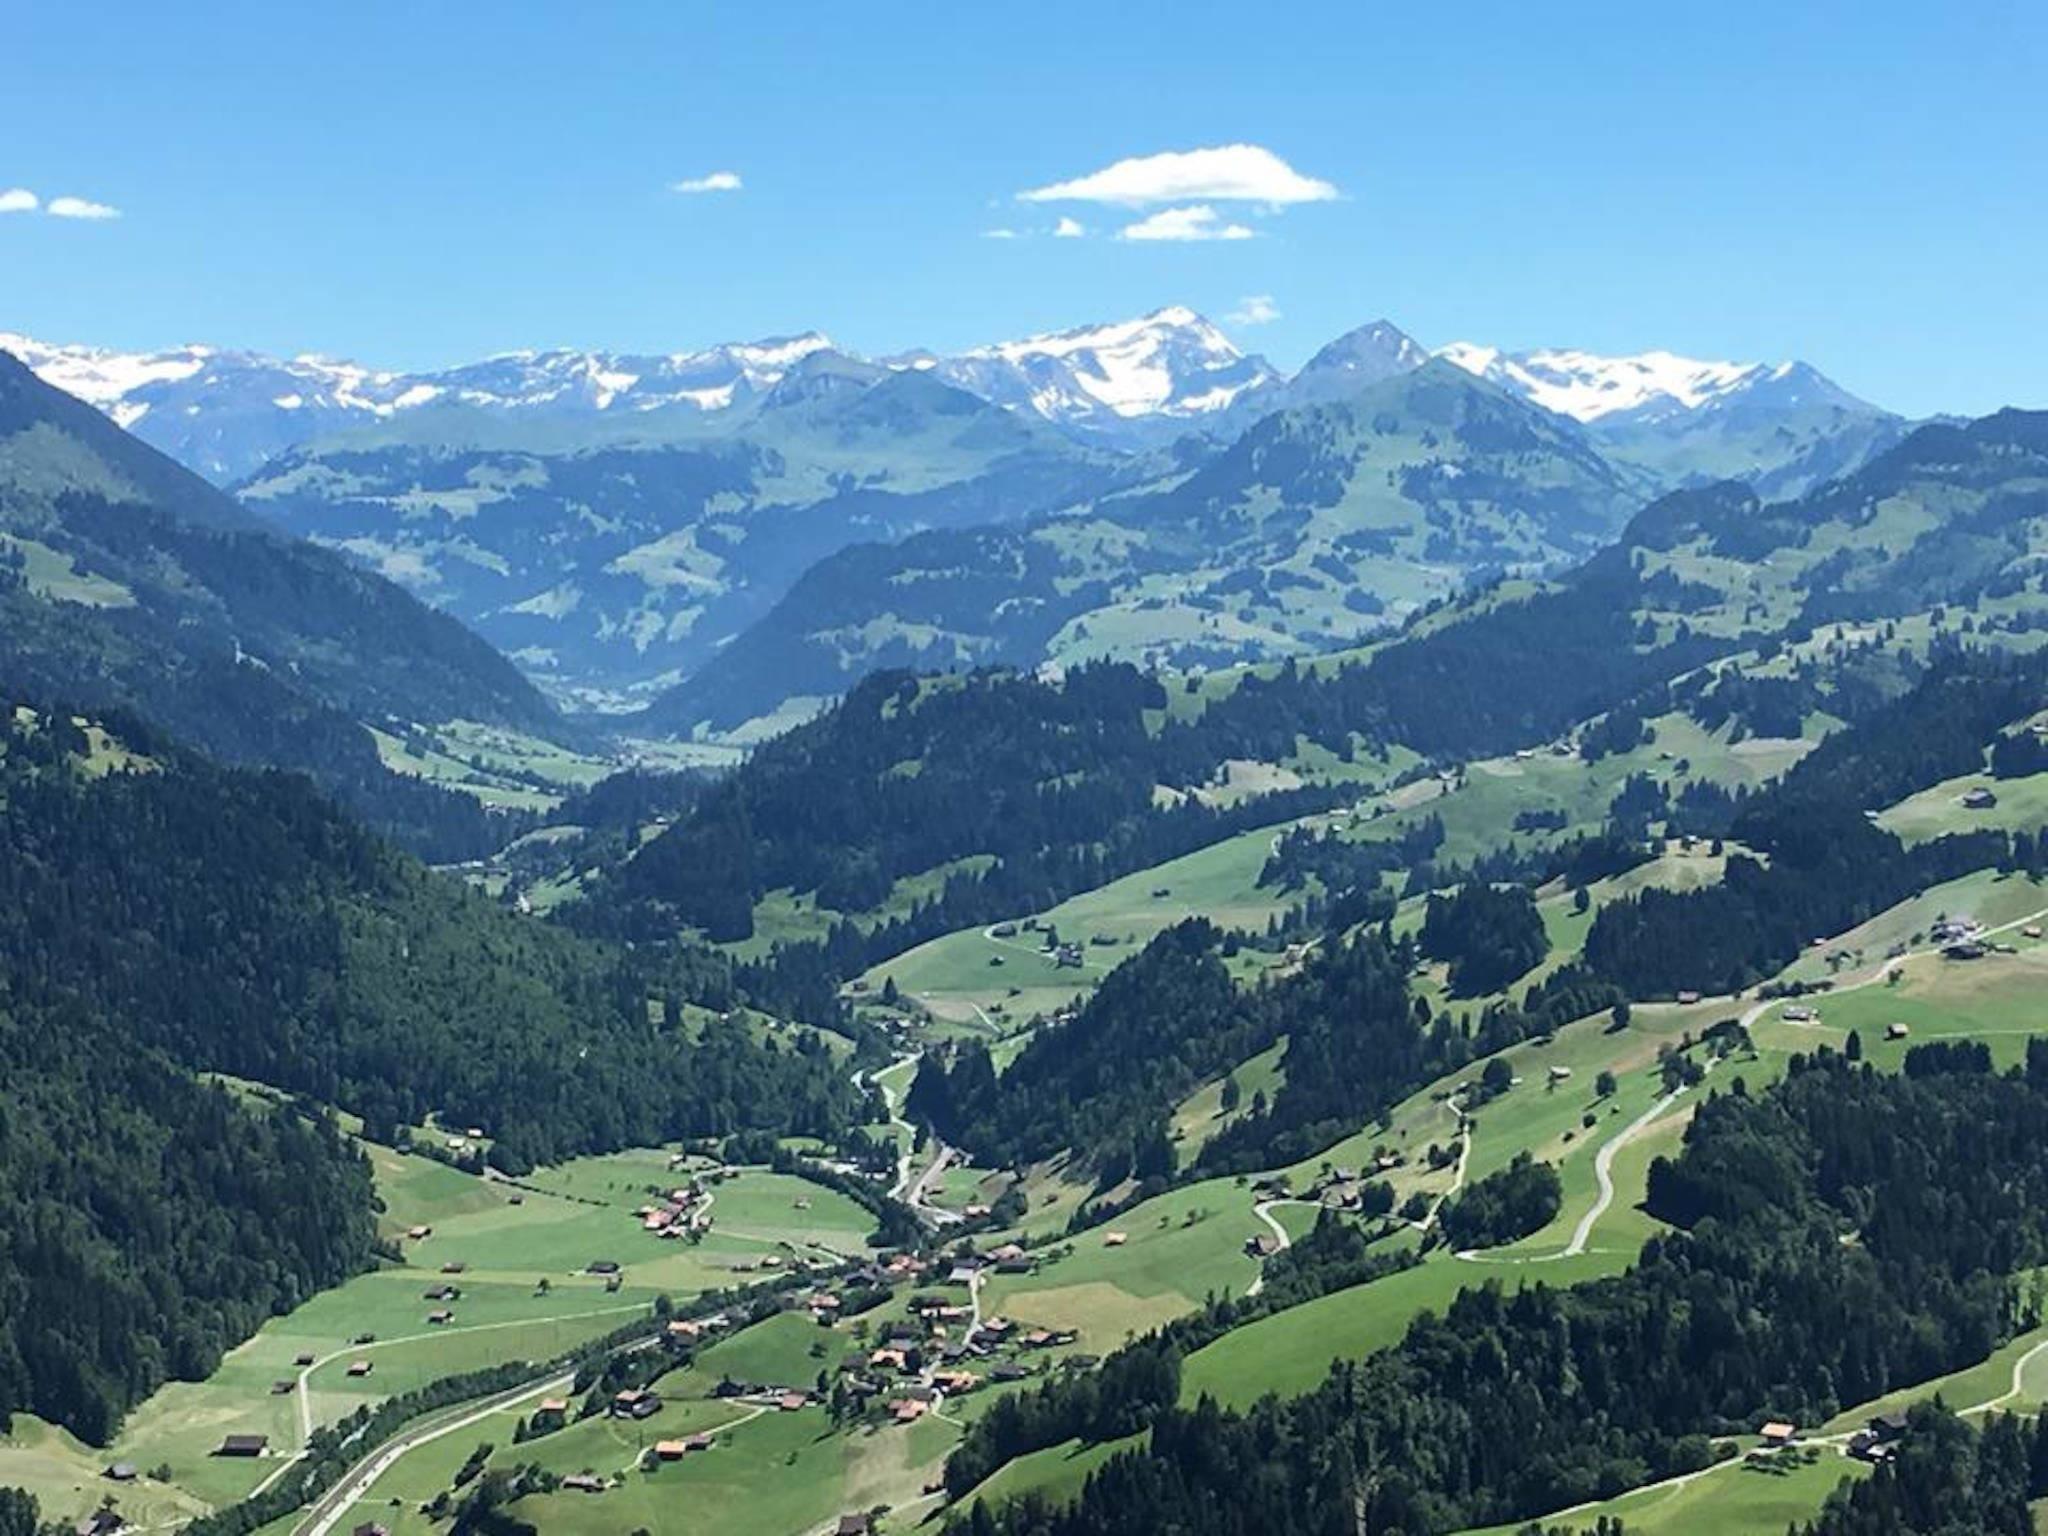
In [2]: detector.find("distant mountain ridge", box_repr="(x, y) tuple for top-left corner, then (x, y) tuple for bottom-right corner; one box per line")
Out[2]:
(6, 313), (1912, 727)
(6, 310), (1896, 479)
(0, 328), (839, 482)
(236, 364), (1135, 709)
(645, 358), (1646, 733)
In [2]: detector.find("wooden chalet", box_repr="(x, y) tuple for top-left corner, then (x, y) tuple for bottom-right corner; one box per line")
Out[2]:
(610, 1387), (661, 1419)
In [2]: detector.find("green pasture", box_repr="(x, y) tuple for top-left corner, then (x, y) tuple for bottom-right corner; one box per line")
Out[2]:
(1179, 1249), (1628, 1412)
(858, 816), (1312, 1024)
(506, 1405), (954, 1536)
(980, 1177), (1271, 1346)
(1757, 945), (2048, 1072)
(1169, 1037), (1288, 1167)
(1776, 868), (2048, 987)
(0, 1415), (211, 1532)
(1879, 769), (2048, 846)
(691, 1312), (852, 1391)
(1459, 1450), (1867, 1536)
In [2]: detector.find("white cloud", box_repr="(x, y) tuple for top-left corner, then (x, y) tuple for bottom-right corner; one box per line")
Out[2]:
(47, 195), (119, 220)
(1021, 144), (1337, 207)
(0, 188), (38, 214)
(670, 171), (742, 194)
(982, 226), (1021, 240)
(1227, 294), (1281, 326)
(1117, 205), (1256, 243)
(1053, 216), (1085, 239)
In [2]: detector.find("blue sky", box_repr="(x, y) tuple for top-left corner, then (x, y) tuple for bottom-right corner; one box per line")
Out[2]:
(3, 1), (2042, 416)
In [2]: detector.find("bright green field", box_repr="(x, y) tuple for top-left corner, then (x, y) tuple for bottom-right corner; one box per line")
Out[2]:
(1459, 1450), (1867, 1536)
(105, 1263), (652, 1506)
(690, 1311), (852, 1391)
(82, 1139), (875, 1521)
(1170, 1037), (1288, 1166)
(858, 816), (1315, 1024)
(517, 1150), (877, 1270)
(1179, 1249), (1628, 1412)
(1879, 768), (2048, 846)
(1776, 867), (2048, 987)
(959, 1431), (1137, 1516)
(1338, 710), (1817, 881)
(504, 1399), (956, 1536)
(1179, 997), (1730, 1412)
(980, 1176), (1270, 1347)
(1758, 943), (2048, 1073)
(0, 1415), (211, 1531)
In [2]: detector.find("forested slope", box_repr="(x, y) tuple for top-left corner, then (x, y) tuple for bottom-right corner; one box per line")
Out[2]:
(951, 1048), (2048, 1535)
(0, 699), (868, 1442)
(0, 1019), (372, 1445)
(0, 351), (569, 858)
(0, 702), (862, 1167)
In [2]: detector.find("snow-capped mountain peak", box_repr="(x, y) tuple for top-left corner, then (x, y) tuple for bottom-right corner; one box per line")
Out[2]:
(5, 313), (1884, 483)
(0, 332), (214, 427)
(0, 330), (851, 480)
(1282, 320), (1431, 409)
(1435, 342), (1780, 424)
(937, 306), (1278, 431)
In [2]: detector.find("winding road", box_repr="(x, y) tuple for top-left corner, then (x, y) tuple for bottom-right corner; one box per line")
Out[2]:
(1244, 1200), (1306, 1297)
(1403, 1094), (1472, 1235)
(870, 1051), (962, 1227)
(1524, 1332), (2048, 1529)
(1564, 1076), (1698, 1258)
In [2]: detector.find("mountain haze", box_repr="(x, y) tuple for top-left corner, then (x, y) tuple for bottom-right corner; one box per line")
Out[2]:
(13, 312), (1911, 728)
(238, 363), (1134, 709)
(647, 359), (1643, 731)
(0, 349), (565, 853)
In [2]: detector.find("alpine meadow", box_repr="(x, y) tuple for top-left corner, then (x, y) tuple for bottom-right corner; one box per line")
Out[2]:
(4, 8), (2048, 1536)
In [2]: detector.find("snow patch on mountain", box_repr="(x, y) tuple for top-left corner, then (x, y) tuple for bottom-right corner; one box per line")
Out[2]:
(1436, 342), (1780, 424)
(5, 313), (1881, 485)
(0, 330), (844, 481)
(0, 332), (210, 403)
(934, 306), (1280, 431)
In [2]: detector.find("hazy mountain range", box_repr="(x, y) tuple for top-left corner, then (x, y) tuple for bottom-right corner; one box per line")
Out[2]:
(0, 350), (563, 854)
(3, 309), (1912, 726)
(4, 309), (1894, 474)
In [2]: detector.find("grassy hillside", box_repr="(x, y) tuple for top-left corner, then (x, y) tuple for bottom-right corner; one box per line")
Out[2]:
(650, 360), (1645, 732)
(239, 366), (1130, 712)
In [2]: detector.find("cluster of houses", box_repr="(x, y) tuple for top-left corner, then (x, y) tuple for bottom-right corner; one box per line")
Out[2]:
(633, 1180), (712, 1238)
(1750, 1411), (1908, 1464)
(1933, 914), (1991, 960)
(1250, 1151), (1402, 1217)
